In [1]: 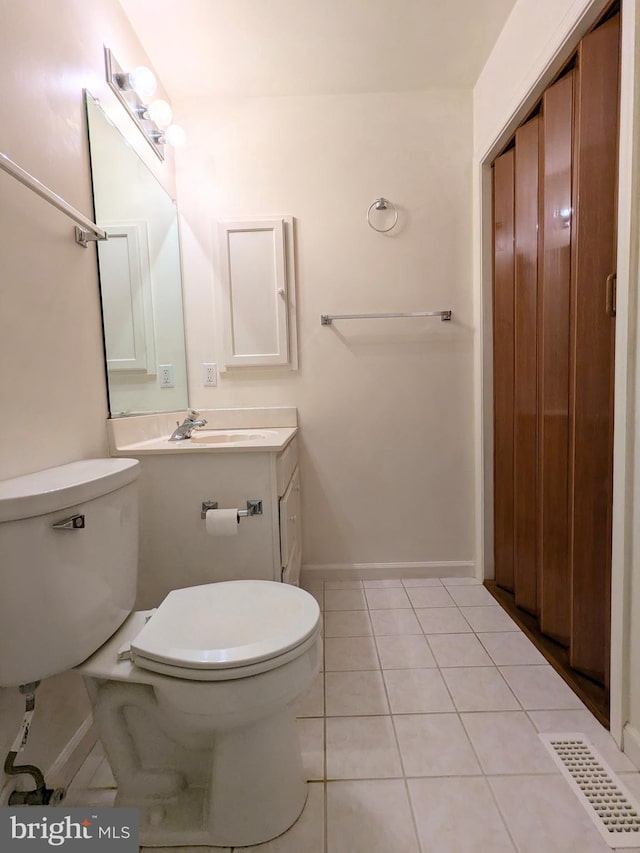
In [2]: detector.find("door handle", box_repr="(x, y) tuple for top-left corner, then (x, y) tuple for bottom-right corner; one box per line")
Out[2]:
(606, 273), (617, 317)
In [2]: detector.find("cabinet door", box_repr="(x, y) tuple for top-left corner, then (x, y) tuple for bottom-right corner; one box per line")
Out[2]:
(282, 542), (302, 586)
(217, 217), (296, 369)
(493, 149), (516, 592)
(538, 73), (574, 645)
(569, 14), (619, 683)
(513, 117), (540, 615)
(279, 466), (301, 572)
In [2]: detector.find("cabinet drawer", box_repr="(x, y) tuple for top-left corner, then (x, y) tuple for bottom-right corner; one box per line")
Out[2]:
(279, 466), (300, 569)
(276, 435), (298, 496)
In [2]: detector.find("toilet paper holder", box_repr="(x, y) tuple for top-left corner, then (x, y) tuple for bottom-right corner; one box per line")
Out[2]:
(201, 500), (263, 520)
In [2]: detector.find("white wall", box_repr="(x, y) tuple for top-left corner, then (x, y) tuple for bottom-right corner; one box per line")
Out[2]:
(0, 0), (176, 792)
(176, 91), (476, 573)
(472, 0), (640, 751)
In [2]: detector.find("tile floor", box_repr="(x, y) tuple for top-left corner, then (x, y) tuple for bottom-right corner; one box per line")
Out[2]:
(66, 577), (640, 852)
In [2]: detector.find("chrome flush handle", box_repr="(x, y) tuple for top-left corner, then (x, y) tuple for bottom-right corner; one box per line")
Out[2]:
(51, 514), (85, 530)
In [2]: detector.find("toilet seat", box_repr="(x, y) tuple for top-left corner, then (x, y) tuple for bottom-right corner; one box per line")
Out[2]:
(130, 580), (321, 682)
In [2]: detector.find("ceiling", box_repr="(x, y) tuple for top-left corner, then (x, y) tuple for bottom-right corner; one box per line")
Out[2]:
(118, 0), (516, 100)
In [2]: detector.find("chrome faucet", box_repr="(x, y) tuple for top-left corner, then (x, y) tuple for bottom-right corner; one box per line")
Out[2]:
(168, 409), (208, 441)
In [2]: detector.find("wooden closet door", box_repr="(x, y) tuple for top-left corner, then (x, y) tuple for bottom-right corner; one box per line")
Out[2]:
(538, 73), (574, 645)
(493, 150), (515, 591)
(569, 14), (620, 683)
(514, 118), (540, 615)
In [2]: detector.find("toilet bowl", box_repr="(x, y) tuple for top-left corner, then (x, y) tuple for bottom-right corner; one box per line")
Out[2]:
(0, 458), (321, 848)
(77, 580), (322, 848)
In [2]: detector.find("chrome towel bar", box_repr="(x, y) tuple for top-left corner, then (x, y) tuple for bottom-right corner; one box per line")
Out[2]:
(0, 151), (107, 247)
(320, 310), (452, 325)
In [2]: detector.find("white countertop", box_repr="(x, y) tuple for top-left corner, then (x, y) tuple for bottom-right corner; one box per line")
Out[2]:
(110, 426), (297, 455)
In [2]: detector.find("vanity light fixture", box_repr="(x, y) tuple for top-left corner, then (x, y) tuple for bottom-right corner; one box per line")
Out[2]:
(105, 47), (186, 160)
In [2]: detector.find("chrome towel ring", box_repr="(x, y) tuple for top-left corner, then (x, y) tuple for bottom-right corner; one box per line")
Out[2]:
(367, 197), (398, 233)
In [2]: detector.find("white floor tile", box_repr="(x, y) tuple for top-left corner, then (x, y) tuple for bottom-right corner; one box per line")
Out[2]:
(324, 610), (373, 637)
(369, 609), (422, 635)
(427, 633), (494, 667)
(408, 777), (516, 852)
(324, 589), (367, 611)
(324, 636), (380, 671)
(441, 666), (521, 712)
(477, 631), (547, 665)
(365, 587), (412, 609)
(446, 584), (499, 607)
(238, 782), (324, 853)
(375, 634), (436, 669)
(326, 716), (402, 779)
(394, 713), (481, 776)
(459, 605), (519, 632)
(402, 577), (444, 587)
(489, 774), (612, 853)
(415, 607), (472, 634)
(499, 665), (586, 710)
(363, 579), (403, 588)
(383, 668), (454, 714)
(324, 580), (363, 589)
(405, 586), (455, 608)
(327, 780), (420, 852)
(326, 670), (389, 716)
(460, 711), (560, 774)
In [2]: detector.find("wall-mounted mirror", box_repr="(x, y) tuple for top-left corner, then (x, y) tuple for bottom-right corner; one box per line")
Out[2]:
(85, 92), (188, 416)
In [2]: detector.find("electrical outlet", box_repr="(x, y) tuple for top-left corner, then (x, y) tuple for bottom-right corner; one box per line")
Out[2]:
(159, 364), (174, 388)
(203, 363), (218, 386)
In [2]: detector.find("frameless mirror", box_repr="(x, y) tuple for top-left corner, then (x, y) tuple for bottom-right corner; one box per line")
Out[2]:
(85, 92), (188, 416)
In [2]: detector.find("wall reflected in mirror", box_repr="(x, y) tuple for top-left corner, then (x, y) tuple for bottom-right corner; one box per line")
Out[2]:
(85, 92), (188, 416)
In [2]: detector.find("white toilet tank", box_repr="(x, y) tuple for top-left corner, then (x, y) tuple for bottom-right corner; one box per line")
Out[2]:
(0, 458), (139, 686)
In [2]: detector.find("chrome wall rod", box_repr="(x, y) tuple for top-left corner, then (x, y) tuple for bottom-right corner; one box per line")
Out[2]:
(0, 151), (107, 248)
(320, 310), (452, 325)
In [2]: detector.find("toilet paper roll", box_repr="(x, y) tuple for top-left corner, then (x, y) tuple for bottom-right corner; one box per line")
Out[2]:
(205, 508), (239, 536)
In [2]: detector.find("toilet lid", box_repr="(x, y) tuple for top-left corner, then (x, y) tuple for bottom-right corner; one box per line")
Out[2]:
(130, 580), (321, 671)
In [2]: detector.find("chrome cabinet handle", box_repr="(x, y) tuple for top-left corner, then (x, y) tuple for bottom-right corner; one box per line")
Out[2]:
(51, 514), (85, 530)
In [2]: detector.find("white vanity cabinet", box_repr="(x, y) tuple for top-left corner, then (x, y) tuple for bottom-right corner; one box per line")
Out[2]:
(133, 435), (302, 609)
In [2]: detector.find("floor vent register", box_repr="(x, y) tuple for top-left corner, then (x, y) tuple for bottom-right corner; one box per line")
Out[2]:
(539, 733), (640, 848)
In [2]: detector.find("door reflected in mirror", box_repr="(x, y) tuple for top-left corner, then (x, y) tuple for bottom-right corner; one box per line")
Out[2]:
(85, 92), (188, 417)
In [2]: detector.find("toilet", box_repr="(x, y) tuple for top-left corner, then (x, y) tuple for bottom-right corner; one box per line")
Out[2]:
(0, 458), (321, 848)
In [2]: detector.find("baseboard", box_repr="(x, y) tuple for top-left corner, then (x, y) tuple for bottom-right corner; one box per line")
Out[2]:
(622, 723), (640, 770)
(300, 561), (475, 585)
(47, 715), (97, 790)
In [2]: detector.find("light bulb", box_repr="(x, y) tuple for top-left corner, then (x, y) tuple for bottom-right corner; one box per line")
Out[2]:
(128, 65), (157, 99)
(164, 124), (186, 147)
(148, 99), (173, 128)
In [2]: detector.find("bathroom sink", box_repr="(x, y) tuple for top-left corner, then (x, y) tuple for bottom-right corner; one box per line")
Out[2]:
(188, 429), (277, 445)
